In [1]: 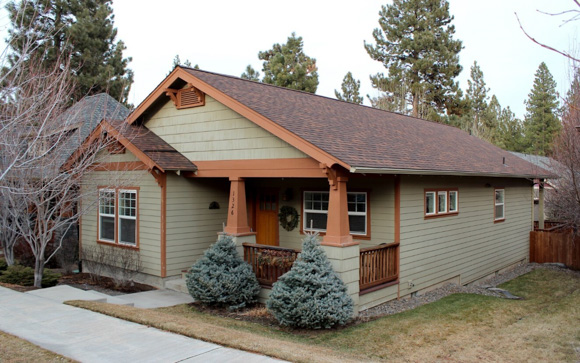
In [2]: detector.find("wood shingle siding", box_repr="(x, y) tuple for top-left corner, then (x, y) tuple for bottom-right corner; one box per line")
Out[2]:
(398, 176), (532, 296)
(145, 96), (308, 161)
(164, 174), (229, 276)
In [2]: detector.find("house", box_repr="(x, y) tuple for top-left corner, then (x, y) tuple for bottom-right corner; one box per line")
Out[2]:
(72, 67), (551, 313)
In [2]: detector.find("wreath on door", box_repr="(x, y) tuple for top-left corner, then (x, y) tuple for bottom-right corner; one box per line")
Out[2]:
(278, 206), (300, 232)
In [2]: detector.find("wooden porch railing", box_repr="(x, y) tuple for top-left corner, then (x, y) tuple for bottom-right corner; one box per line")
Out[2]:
(360, 242), (399, 291)
(243, 243), (300, 287)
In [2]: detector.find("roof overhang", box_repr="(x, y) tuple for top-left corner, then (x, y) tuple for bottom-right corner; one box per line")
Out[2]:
(350, 166), (555, 179)
(126, 67), (350, 171)
(62, 119), (167, 173)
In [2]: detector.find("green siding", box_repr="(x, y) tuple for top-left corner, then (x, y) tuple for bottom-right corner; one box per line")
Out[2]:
(145, 96), (307, 161)
(398, 175), (532, 296)
(165, 174), (229, 276)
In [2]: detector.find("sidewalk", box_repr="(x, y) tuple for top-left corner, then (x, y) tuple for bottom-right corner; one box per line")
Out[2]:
(0, 286), (282, 362)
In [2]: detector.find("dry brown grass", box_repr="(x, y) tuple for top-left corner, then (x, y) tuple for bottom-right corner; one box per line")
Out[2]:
(0, 331), (76, 363)
(68, 268), (580, 362)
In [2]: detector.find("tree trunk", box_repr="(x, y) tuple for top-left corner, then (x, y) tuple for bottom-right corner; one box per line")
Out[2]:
(34, 255), (45, 288)
(3, 246), (15, 266)
(412, 94), (419, 118)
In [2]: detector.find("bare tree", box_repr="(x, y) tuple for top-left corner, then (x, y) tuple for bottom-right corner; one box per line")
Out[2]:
(546, 78), (580, 232)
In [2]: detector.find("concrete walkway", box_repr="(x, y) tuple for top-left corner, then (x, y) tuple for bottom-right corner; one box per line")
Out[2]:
(0, 286), (281, 362)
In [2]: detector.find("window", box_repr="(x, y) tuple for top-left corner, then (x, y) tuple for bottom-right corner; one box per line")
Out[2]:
(425, 189), (458, 217)
(98, 187), (138, 246)
(303, 191), (368, 236)
(494, 188), (505, 221)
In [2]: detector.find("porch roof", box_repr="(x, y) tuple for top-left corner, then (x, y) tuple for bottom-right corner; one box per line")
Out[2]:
(129, 67), (553, 179)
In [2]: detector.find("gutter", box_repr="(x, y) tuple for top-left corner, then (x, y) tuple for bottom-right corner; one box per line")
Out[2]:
(349, 166), (554, 179)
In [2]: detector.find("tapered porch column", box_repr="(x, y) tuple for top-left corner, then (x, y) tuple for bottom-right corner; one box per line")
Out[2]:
(322, 168), (354, 246)
(224, 177), (251, 235)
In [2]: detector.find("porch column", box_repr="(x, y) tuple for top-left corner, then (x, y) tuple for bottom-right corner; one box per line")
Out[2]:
(224, 177), (251, 235)
(538, 178), (545, 229)
(322, 172), (353, 246)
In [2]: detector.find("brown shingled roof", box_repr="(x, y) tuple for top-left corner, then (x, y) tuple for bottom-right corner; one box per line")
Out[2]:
(107, 119), (197, 172)
(181, 68), (551, 178)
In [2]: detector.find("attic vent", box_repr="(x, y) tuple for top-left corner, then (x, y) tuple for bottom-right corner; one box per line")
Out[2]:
(165, 84), (205, 109)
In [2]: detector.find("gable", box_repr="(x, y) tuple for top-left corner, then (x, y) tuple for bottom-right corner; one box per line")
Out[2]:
(144, 95), (308, 161)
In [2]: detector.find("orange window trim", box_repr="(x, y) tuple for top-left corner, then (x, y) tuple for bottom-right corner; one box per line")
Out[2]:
(424, 188), (459, 219)
(494, 187), (506, 223)
(300, 188), (371, 240)
(97, 186), (140, 250)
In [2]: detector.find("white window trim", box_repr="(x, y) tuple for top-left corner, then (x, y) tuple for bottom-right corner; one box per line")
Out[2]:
(495, 188), (505, 221)
(98, 189), (116, 243)
(425, 191), (436, 215)
(438, 191), (448, 214)
(303, 191), (368, 236)
(118, 189), (137, 246)
(449, 191), (459, 213)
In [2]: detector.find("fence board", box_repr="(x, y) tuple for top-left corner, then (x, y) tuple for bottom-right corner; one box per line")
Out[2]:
(530, 229), (580, 270)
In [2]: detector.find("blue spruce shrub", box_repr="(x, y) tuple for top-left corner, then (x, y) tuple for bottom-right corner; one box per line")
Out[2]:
(186, 234), (260, 310)
(266, 234), (354, 329)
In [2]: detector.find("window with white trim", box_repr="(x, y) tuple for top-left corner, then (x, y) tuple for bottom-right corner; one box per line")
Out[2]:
(98, 188), (138, 246)
(425, 189), (458, 217)
(495, 188), (505, 221)
(303, 191), (368, 236)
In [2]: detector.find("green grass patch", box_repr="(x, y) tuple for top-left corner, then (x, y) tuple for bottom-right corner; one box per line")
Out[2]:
(68, 268), (580, 362)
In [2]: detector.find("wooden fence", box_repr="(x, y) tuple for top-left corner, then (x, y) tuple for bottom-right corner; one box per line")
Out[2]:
(530, 227), (580, 270)
(243, 243), (300, 287)
(359, 242), (399, 291)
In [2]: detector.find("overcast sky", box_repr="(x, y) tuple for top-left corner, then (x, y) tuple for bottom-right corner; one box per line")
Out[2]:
(1, 0), (578, 118)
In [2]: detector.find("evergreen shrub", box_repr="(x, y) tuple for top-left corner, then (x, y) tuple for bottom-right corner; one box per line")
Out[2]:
(186, 234), (260, 310)
(0, 258), (7, 271)
(266, 233), (354, 329)
(0, 265), (60, 287)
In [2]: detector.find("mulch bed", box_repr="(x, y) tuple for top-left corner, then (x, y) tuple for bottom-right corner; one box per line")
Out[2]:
(58, 273), (156, 295)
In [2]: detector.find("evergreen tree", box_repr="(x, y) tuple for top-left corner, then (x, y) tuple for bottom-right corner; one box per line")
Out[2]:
(6, 0), (133, 105)
(186, 235), (260, 310)
(365, 0), (463, 118)
(497, 106), (525, 152)
(266, 234), (353, 329)
(482, 95), (501, 144)
(464, 61), (490, 136)
(335, 72), (363, 104)
(167, 54), (197, 76)
(258, 33), (318, 93)
(241, 65), (260, 81)
(522, 62), (561, 156)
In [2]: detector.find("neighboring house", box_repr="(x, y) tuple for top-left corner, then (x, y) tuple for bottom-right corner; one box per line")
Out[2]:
(510, 152), (559, 222)
(71, 67), (551, 314)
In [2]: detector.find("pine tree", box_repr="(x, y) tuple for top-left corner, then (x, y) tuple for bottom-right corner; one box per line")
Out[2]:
(167, 55), (197, 76)
(186, 235), (260, 310)
(266, 234), (353, 329)
(497, 106), (525, 152)
(522, 62), (561, 156)
(258, 33), (319, 93)
(465, 61), (490, 137)
(365, 0), (463, 118)
(241, 65), (260, 81)
(335, 72), (363, 104)
(6, 0), (134, 105)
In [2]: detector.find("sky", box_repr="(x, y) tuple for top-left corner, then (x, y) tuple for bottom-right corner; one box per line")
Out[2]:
(1, 0), (578, 119)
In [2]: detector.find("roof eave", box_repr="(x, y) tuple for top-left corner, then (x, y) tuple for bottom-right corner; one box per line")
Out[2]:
(350, 166), (554, 179)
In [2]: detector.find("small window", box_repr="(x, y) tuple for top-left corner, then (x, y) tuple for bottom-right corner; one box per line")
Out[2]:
(425, 189), (458, 217)
(98, 189), (115, 242)
(303, 191), (368, 236)
(449, 191), (458, 213)
(495, 188), (505, 221)
(118, 190), (137, 245)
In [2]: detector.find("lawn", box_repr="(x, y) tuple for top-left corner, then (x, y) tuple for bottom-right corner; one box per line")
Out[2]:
(68, 268), (580, 362)
(0, 331), (76, 363)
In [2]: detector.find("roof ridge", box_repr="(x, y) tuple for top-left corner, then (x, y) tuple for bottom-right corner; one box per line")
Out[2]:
(182, 66), (467, 132)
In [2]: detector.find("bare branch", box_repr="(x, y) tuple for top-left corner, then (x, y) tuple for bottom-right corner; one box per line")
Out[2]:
(515, 12), (580, 62)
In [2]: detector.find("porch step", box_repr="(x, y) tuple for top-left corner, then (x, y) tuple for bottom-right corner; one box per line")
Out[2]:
(165, 278), (188, 294)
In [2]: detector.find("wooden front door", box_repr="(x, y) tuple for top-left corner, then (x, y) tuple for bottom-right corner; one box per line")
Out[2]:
(255, 190), (279, 246)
